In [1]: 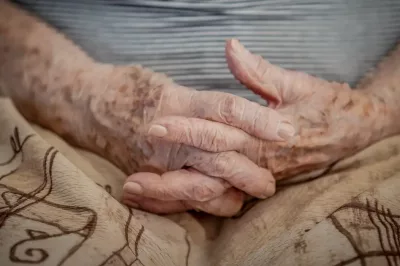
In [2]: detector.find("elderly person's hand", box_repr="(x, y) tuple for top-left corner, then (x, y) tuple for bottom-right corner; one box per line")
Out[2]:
(125, 39), (395, 215)
(225, 40), (394, 179)
(0, 0), (293, 217)
(75, 63), (293, 216)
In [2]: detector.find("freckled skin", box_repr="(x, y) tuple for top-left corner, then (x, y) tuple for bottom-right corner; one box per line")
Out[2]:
(2, 1), (400, 216)
(0, 2), (276, 206)
(227, 39), (400, 181)
(86, 65), (191, 174)
(0, 1), (184, 174)
(0, 2), (202, 177)
(251, 82), (397, 180)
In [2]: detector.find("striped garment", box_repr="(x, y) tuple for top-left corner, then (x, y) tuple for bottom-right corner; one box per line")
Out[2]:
(13, 0), (400, 103)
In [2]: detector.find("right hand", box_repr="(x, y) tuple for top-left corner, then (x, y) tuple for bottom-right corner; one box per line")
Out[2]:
(74, 64), (294, 216)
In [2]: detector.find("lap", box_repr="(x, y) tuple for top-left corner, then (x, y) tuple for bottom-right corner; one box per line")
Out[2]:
(1, 97), (399, 266)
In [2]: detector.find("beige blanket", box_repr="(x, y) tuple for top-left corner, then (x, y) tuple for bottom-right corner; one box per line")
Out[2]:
(1, 97), (400, 266)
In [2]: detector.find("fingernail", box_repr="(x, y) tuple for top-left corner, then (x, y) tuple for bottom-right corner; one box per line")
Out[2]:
(230, 39), (243, 53)
(230, 39), (239, 50)
(258, 180), (276, 199)
(123, 182), (143, 195)
(277, 121), (295, 141)
(148, 125), (168, 137)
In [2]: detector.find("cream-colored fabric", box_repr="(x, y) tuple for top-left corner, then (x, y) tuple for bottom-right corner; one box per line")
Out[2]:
(1, 97), (400, 266)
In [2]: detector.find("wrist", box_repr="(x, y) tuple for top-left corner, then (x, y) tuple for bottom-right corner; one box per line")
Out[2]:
(351, 90), (400, 150)
(31, 62), (110, 147)
(366, 90), (400, 139)
(86, 64), (172, 136)
(77, 64), (172, 168)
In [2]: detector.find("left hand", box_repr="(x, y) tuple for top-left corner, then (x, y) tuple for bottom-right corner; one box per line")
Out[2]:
(124, 40), (391, 215)
(224, 39), (389, 179)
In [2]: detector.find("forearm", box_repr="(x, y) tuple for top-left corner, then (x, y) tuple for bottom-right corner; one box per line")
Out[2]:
(0, 1), (104, 141)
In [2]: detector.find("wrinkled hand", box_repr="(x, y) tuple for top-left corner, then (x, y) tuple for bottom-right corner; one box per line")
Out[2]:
(80, 63), (293, 216)
(226, 39), (387, 179)
(125, 39), (388, 215)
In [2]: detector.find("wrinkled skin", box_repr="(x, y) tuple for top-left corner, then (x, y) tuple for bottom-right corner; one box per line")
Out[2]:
(123, 40), (394, 215)
(1, 1), (397, 217)
(226, 40), (389, 179)
(81, 64), (295, 216)
(0, 0), (292, 216)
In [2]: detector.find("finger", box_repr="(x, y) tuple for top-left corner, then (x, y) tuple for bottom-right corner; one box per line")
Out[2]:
(146, 116), (261, 152)
(225, 38), (315, 107)
(187, 150), (276, 199)
(188, 89), (295, 142)
(123, 188), (244, 217)
(123, 169), (230, 202)
(188, 187), (245, 217)
(123, 193), (189, 213)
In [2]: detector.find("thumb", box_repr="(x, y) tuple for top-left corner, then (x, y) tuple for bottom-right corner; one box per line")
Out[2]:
(226, 39), (316, 108)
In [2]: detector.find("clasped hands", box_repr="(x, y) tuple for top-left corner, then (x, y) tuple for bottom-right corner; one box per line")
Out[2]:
(82, 39), (379, 216)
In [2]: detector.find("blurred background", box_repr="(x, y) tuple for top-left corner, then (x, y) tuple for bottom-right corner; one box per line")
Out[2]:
(14, 0), (400, 104)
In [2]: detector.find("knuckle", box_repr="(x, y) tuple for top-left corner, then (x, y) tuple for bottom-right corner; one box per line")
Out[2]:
(168, 117), (193, 145)
(250, 105), (264, 134)
(184, 119), (196, 145)
(174, 131), (187, 146)
(189, 90), (206, 116)
(261, 108), (272, 132)
(203, 128), (227, 151)
(192, 184), (216, 202)
(255, 55), (268, 79)
(164, 118), (185, 142)
(219, 95), (238, 124)
(208, 129), (219, 150)
(213, 152), (236, 177)
(188, 90), (197, 106)
(153, 187), (169, 199)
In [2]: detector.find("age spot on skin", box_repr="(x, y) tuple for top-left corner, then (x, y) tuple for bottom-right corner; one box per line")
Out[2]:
(119, 84), (128, 93)
(343, 100), (354, 111)
(29, 47), (40, 55)
(363, 102), (373, 117)
(331, 94), (338, 105)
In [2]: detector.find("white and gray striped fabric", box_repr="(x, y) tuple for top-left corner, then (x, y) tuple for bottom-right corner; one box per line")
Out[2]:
(13, 0), (400, 103)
